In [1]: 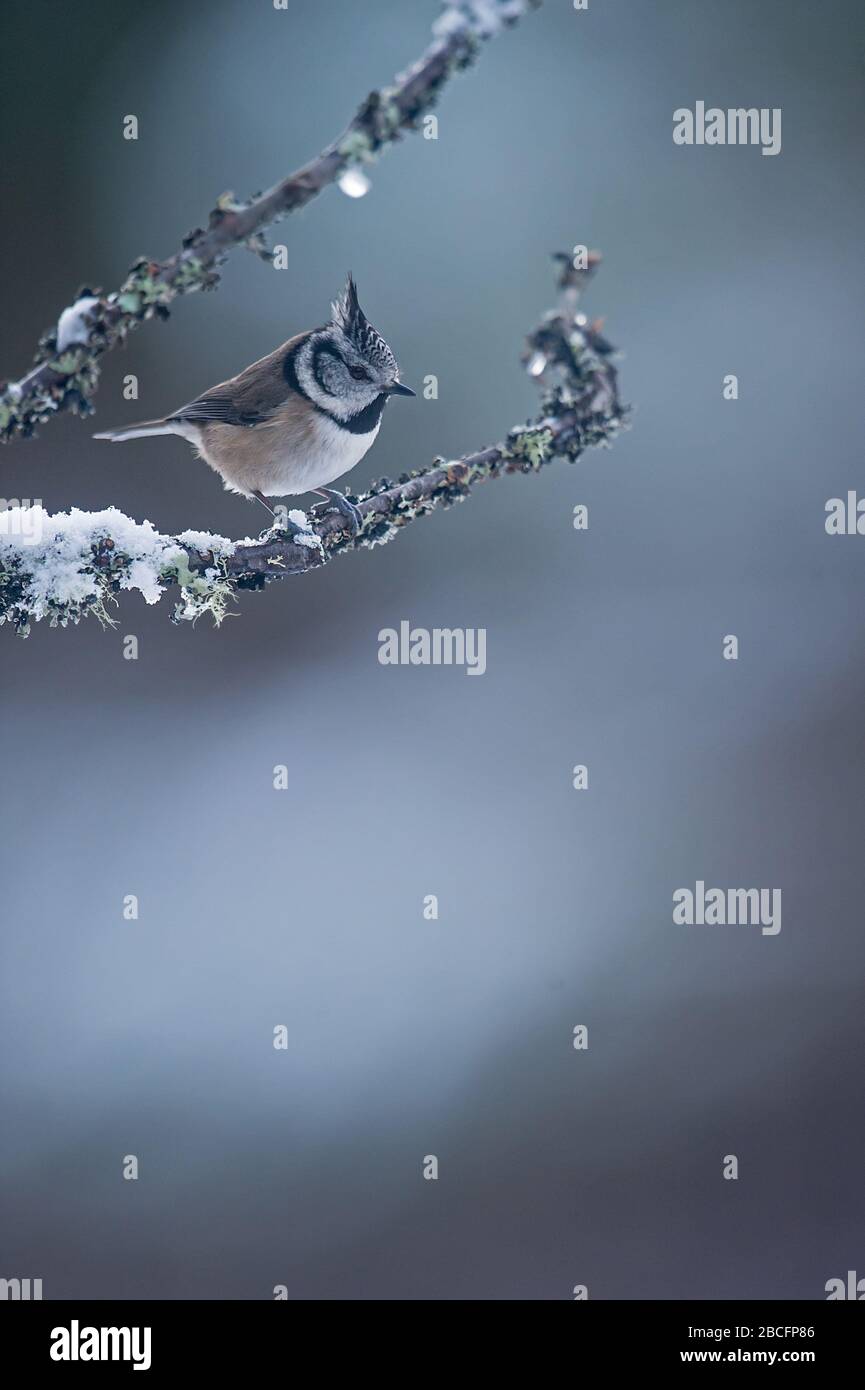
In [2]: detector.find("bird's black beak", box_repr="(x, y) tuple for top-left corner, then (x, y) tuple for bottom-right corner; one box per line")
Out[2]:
(387, 381), (416, 397)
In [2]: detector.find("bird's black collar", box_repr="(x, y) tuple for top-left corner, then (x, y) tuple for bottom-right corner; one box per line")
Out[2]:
(283, 336), (387, 436)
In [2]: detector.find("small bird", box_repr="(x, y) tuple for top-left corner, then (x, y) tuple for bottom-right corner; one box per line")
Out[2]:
(94, 275), (414, 531)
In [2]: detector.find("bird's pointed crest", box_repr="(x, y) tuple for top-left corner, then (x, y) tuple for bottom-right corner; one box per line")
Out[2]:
(331, 273), (366, 345)
(330, 273), (397, 373)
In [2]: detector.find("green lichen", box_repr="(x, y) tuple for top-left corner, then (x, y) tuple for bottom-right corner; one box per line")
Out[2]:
(503, 426), (553, 470)
(167, 550), (236, 627)
(116, 255), (210, 320)
(373, 92), (402, 140)
(54, 350), (86, 376)
(338, 129), (376, 164)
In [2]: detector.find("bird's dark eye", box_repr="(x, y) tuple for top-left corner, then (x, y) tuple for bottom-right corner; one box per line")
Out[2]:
(349, 365), (371, 381)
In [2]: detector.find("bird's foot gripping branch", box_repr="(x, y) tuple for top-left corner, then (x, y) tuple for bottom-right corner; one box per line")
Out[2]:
(0, 252), (628, 637)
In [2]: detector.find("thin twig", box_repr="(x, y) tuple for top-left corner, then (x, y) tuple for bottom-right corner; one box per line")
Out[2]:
(0, 1), (540, 443)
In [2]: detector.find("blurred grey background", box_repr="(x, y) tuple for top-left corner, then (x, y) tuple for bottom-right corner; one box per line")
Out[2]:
(1, 0), (863, 1300)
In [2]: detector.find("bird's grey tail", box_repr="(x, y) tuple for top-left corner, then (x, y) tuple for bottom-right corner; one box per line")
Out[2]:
(93, 419), (176, 442)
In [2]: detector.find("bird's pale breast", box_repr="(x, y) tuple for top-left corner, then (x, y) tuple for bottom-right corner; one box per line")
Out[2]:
(197, 403), (380, 498)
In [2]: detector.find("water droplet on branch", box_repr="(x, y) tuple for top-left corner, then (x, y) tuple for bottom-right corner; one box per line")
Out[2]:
(338, 168), (371, 199)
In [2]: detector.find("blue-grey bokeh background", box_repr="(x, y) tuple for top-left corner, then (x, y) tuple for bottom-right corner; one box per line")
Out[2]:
(1, 0), (863, 1298)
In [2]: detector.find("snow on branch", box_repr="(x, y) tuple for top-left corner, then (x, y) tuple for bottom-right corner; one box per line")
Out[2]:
(0, 252), (627, 637)
(0, 0), (540, 443)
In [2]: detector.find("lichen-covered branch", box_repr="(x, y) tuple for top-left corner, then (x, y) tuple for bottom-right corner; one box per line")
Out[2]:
(0, 252), (628, 637)
(0, 0), (540, 443)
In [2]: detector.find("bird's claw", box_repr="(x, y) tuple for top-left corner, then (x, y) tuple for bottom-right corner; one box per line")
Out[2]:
(319, 488), (363, 537)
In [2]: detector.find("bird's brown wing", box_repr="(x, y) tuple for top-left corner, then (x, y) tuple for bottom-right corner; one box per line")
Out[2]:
(169, 331), (310, 428)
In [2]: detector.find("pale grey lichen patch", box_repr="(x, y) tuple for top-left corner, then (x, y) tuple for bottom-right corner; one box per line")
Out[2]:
(168, 549), (236, 627)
